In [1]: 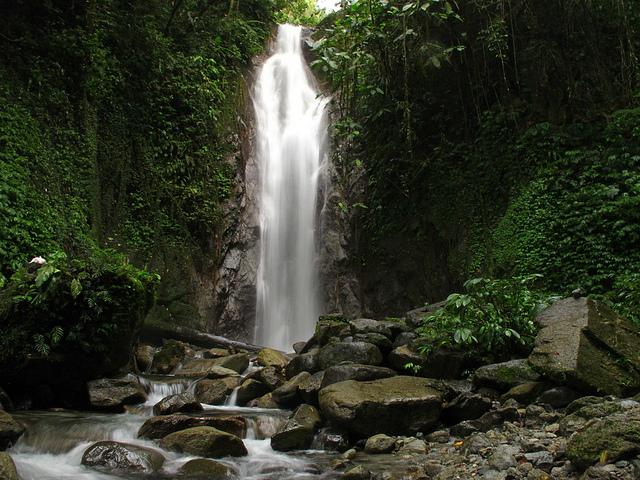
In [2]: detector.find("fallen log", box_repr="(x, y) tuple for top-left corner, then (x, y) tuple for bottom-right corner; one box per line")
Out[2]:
(140, 324), (264, 353)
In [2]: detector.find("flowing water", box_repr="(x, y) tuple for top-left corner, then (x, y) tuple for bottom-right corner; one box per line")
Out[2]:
(9, 375), (340, 479)
(254, 24), (329, 352)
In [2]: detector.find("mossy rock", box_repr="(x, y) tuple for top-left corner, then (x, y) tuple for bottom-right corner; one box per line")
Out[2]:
(179, 458), (237, 478)
(256, 348), (289, 369)
(160, 426), (247, 458)
(473, 359), (540, 391)
(567, 406), (640, 470)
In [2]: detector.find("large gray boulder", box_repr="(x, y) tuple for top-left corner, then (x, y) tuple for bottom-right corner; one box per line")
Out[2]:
(321, 364), (396, 388)
(285, 350), (320, 378)
(138, 414), (245, 439)
(82, 441), (165, 473)
(318, 342), (383, 369)
(529, 297), (640, 396)
(472, 359), (540, 391)
(318, 376), (444, 437)
(0, 411), (24, 450)
(160, 426), (247, 458)
(87, 377), (146, 411)
(271, 404), (321, 451)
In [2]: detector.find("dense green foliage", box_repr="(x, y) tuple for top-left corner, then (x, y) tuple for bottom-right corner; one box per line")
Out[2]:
(417, 275), (552, 358)
(0, 251), (158, 371)
(314, 0), (640, 320)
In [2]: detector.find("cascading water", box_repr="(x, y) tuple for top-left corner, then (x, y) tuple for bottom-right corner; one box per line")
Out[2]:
(254, 24), (329, 352)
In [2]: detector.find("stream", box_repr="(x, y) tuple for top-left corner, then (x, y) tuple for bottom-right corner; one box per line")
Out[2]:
(9, 373), (341, 479)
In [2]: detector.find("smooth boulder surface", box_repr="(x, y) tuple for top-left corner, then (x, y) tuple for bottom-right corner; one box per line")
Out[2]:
(194, 378), (238, 405)
(0, 453), (18, 480)
(256, 348), (289, 369)
(138, 414), (245, 439)
(321, 364), (396, 388)
(364, 434), (396, 454)
(236, 379), (270, 406)
(285, 351), (319, 378)
(0, 411), (24, 450)
(529, 297), (640, 396)
(160, 426), (247, 458)
(349, 319), (393, 338)
(153, 392), (203, 416)
(271, 404), (321, 451)
(272, 372), (312, 407)
(176, 356), (248, 377)
(315, 314), (351, 346)
(472, 359), (540, 391)
(317, 342), (383, 370)
(87, 377), (146, 411)
(318, 376), (444, 437)
(179, 458), (237, 478)
(81, 441), (165, 473)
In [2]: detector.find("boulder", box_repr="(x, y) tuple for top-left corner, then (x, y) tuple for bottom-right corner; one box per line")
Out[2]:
(393, 332), (418, 348)
(318, 376), (444, 437)
(318, 342), (382, 369)
(194, 378), (238, 405)
(293, 342), (307, 354)
(203, 348), (231, 359)
(236, 379), (270, 406)
(343, 465), (372, 480)
(138, 414), (245, 439)
(160, 426), (247, 458)
(256, 348), (289, 369)
(349, 319), (393, 338)
(536, 386), (578, 408)
(315, 314), (351, 346)
(272, 372), (311, 407)
(441, 392), (492, 425)
(298, 371), (324, 405)
(311, 427), (350, 452)
(253, 366), (284, 390)
(134, 344), (155, 372)
(204, 366), (241, 380)
(559, 398), (639, 435)
(567, 406), (640, 470)
(246, 393), (279, 409)
(177, 354), (249, 377)
(0, 453), (18, 480)
(321, 364), (396, 389)
(153, 392), (203, 416)
(271, 404), (321, 451)
(473, 359), (540, 391)
(81, 441), (164, 473)
(179, 458), (237, 478)
(364, 434), (396, 454)
(529, 297), (640, 396)
(0, 411), (24, 450)
(351, 333), (393, 353)
(87, 377), (146, 411)
(500, 382), (548, 404)
(150, 340), (190, 374)
(387, 345), (464, 379)
(285, 350), (320, 378)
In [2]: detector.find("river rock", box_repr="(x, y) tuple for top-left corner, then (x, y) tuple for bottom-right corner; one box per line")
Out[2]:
(0, 411), (24, 450)
(0, 453), (18, 480)
(203, 348), (231, 359)
(318, 376), (444, 437)
(135, 344), (155, 372)
(567, 405), (640, 470)
(81, 441), (165, 473)
(236, 379), (270, 406)
(500, 382), (548, 404)
(311, 427), (350, 452)
(442, 392), (492, 425)
(253, 366), (284, 390)
(529, 297), (640, 396)
(272, 372), (311, 407)
(473, 359), (540, 391)
(271, 404), (321, 451)
(138, 414), (245, 439)
(488, 444), (520, 470)
(204, 366), (241, 380)
(343, 465), (372, 480)
(364, 433), (396, 453)
(393, 332), (418, 348)
(194, 378), (239, 405)
(351, 333), (393, 353)
(87, 377), (146, 411)
(160, 426), (247, 458)
(315, 314), (351, 346)
(256, 348), (289, 369)
(387, 345), (464, 379)
(150, 340), (191, 374)
(153, 391), (203, 415)
(318, 342), (383, 369)
(298, 371), (324, 405)
(321, 364), (396, 388)
(177, 354), (249, 376)
(536, 386), (578, 408)
(246, 393), (279, 409)
(349, 319), (393, 338)
(179, 458), (237, 478)
(285, 350), (320, 378)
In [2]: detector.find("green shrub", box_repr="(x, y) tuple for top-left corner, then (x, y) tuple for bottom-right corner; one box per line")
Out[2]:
(416, 275), (553, 358)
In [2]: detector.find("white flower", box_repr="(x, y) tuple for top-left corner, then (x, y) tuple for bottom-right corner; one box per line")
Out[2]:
(29, 256), (47, 265)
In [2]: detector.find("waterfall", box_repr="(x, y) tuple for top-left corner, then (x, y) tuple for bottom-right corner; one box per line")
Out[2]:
(254, 24), (329, 352)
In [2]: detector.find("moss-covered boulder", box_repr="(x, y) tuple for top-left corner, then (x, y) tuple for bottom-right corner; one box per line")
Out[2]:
(235, 379), (270, 406)
(272, 372), (312, 407)
(567, 406), (640, 470)
(138, 414), (245, 439)
(153, 392), (203, 416)
(473, 359), (540, 391)
(0, 411), (24, 450)
(315, 314), (351, 346)
(178, 458), (237, 478)
(317, 342), (383, 369)
(256, 348), (289, 369)
(529, 297), (640, 396)
(0, 453), (19, 480)
(271, 404), (321, 451)
(321, 364), (396, 389)
(159, 426), (247, 458)
(150, 340), (191, 374)
(194, 378), (238, 405)
(318, 376), (444, 437)
(81, 441), (165, 473)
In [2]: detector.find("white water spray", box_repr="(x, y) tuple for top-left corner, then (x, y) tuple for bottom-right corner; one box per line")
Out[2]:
(254, 25), (329, 351)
